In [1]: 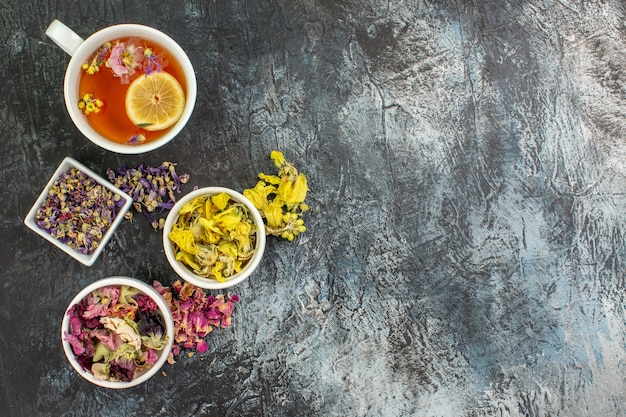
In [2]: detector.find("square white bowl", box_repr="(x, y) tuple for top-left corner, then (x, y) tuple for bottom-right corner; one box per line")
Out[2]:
(24, 157), (133, 266)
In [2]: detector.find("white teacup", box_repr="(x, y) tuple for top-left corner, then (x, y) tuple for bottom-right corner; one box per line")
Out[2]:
(45, 20), (197, 154)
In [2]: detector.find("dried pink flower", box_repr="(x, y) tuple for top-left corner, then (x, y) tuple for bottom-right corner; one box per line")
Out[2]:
(90, 328), (123, 351)
(98, 286), (120, 305)
(145, 349), (158, 365)
(63, 284), (168, 381)
(196, 339), (209, 354)
(107, 41), (144, 84)
(151, 280), (239, 360)
(135, 294), (158, 312)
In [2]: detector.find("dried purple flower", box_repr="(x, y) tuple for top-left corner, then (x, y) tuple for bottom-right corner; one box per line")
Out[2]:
(109, 358), (136, 382)
(137, 310), (165, 339)
(107, 162), (189, 230)
(34, 167), (125, 255)
(143, 47), (167, 75)
(127, 133), (146, 145)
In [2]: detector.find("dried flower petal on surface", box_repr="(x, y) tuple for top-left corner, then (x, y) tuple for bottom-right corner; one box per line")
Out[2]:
(243, 150), (309, 241)
(34, 167), (126, 255)
(107, 161), (189, 230)
(168, 193), (258, 281)
(151, 280), (238, 363)
(62, 285), (169, 383)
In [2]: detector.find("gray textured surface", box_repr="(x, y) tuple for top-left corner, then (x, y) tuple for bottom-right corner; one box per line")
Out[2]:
(1, 1), (626, 416)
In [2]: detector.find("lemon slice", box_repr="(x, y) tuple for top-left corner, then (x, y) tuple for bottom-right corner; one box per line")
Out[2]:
(125, 72), (185, 131)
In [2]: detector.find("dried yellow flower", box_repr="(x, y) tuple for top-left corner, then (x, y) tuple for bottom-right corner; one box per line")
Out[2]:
(168, 193), (257, 281)
(243, 151), (309, 240)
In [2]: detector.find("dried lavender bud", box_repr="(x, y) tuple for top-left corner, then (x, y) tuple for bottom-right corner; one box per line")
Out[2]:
(34, 167), (126, 255)
(107, 161), (188, 230)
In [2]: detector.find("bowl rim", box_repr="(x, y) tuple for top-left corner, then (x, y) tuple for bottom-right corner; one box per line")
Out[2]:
(162, 186), (266, 289)
(60, 276), (175, 389)
(23, 157), (133, 266)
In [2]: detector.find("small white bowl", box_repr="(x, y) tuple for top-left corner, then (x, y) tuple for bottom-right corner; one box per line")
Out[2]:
(23, 157), (133, 266)
(162, 187), (266, 289)
(61, 276), (174, 389)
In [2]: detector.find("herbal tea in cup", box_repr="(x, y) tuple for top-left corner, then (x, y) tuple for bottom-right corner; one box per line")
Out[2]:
(46, 20), (197, 154)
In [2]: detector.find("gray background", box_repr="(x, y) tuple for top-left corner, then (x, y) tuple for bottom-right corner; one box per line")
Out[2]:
(1, 1), (626, 416)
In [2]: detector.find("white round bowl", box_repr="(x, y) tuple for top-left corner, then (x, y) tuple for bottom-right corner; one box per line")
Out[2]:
(163, 187), (266, 289)
(61, 276), (174, 389)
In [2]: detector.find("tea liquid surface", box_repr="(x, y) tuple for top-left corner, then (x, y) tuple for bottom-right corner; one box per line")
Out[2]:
(78, 38), (186, 145)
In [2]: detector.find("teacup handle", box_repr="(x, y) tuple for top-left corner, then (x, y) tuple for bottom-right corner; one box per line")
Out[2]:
(45, 19), (84, 56)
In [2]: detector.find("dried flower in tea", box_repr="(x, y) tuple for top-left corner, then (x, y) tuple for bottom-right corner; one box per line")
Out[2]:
(82, 42), (111, 75)
(78, 93), (104, 115)
(108, 40), (145, 84)
(143, 47), (167, 75)
(127, 133), (146, 145)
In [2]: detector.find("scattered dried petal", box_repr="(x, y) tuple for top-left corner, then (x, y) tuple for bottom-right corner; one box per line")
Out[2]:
(152, 280), (238, 358)
(107, 162), (188, 230)
(243, 151), (310, 240)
